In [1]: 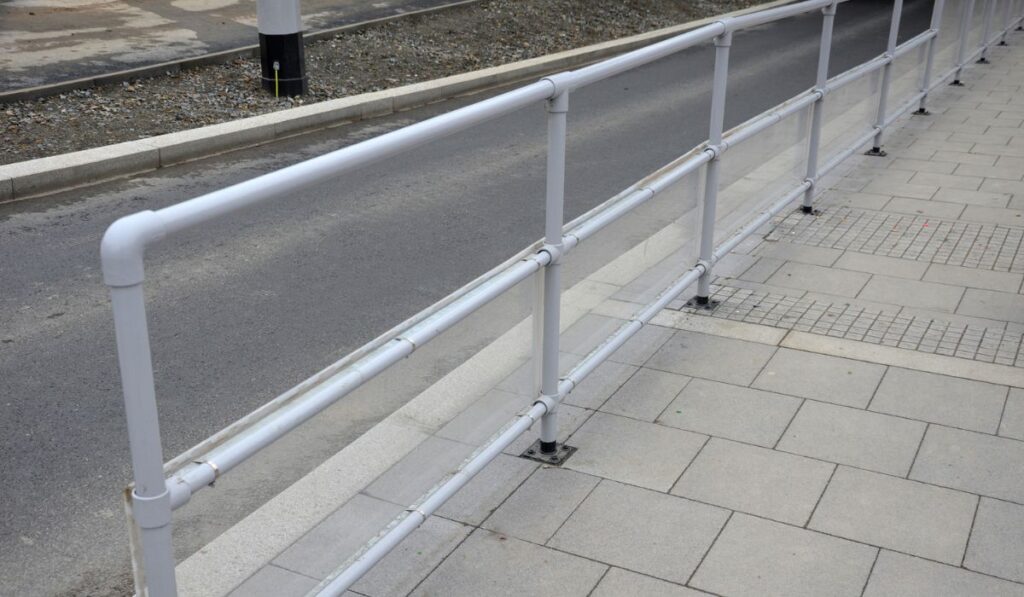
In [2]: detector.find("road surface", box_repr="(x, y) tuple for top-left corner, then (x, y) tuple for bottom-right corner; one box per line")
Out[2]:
(0, 1), (933, 594)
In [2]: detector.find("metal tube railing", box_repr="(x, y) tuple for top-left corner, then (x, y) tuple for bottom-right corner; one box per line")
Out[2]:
(102, 0), (1023, 593)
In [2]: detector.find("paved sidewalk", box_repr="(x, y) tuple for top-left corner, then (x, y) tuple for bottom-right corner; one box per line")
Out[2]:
(199, 33), (1024, 597)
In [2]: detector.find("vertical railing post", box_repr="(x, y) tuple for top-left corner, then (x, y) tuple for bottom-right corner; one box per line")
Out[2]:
(538, 90), (568, 457)
(867, 0), (905, 156)
(1018, 0), (1024, 30)
(953, 0), (976, 85)
(802, 1), (838, 214)
(109, 283), (177, 597)
(979, 0), (997, 61)
(1000, 0), (1013, 43)
(916, 0), (948, 115)
(694, 30), (733, 306)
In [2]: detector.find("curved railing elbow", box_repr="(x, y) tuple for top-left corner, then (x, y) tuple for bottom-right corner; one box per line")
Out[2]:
(100, 211), (167, 287)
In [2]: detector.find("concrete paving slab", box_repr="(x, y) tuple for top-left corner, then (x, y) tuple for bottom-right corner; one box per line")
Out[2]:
(672, 438), (834, 526)
(607, 323), (675, 366)
(766, 262), (871, 297)
(998, 388), (1024, 441)
(590, 568), (709, 597)
(600, 368), (691, 422)
(738, 256), (786, 283)
(923, 263), (1024, 293)
(834, 252), (929, 280)
(754, 242), (844, 266)
(364, 436), (475, 507)
(869, 367), (1008, 433)
(227, 565), (318, 597)
(562, 360), (637, 410)
(964, 497), (1024, 584)
(549, 480), (729, 585)
(350, 516), (472, 597)
(933, 187), (1012, 207)
(482, 467), (600, 544)
(565, 412), (705, 492)
(957, 288), (1024, 324)
(645, 330), (777, 386)
(809, 466), (976, 565)
(863, 550), (1024, 597)
(858, 276), (965, 312)
(690, 513), (877, 597)
(436, 389), (532, 446)
(273, 494), (404, 579)
(412, 529), (607, 597)
(884, 196), (967, 219)
(436, 453), (537, 526)
(658, 378), (801, 448)
(777, 401), (926, 476)
(911, 425), (1024, 503)
(752, 347), (886, 408)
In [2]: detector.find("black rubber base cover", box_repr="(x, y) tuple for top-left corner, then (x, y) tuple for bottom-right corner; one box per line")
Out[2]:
(520, 439), (576, 466)
(259, 32), (307, 96)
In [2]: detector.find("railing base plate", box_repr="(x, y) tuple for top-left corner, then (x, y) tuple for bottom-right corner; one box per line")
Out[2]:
(521, 440), (577, 466)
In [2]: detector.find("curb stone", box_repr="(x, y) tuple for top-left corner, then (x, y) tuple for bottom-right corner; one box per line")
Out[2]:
(0, 0), (790, 204)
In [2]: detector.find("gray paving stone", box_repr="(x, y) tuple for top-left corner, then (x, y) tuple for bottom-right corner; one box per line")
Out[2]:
(858, 276), (965, 312)
(755, 242), (843, 266)
(364, 436), (474, 507)
(437, 389), (532, 446)
(957, 288), (1024, 324)
(549, 480), (729, 585)
(778, 401), (926, 476)
(998, 388), (1024, 441)
(924, 263), (1024, 293)
(412, 529), (606, 597)
(658, 378), (801, 447)
(933, 187), (1011, 207)
(809, 466), (976, 565)
(672, 438), (834, 526)
(590, 568), (709, 597)
(911, 425), (1024, 502)
(962, 205), (1024, 225)
(738, 256), (786, 284)
(766, 262), (871, 297)
(562, 360), (637, 409)
(227, 565), (318, 597)
(560, 313), (627, 357)
(436, 453), (537, 525)
(863, 180), (938, 199)
(752, 347), (886, 408)
(600, 368), (691, 421)
(885, 196), (966, 219)
(869, 368), (1008, 433)
(965, 498), (1024, 584)
(834, 252), (929, 280)
(608, 323), (675, 366)
(482, 467), (600, 544)
(274, 494), (404, 579)
(351, 516), (472, 597)
(645, 330), (777, 386)
(690, 513), (877, 597)
(565, 412), (705, 492)
(864, 550), (1024, 597)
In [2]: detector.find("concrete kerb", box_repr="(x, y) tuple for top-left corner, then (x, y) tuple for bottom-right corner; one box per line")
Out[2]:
(0, 0), (793, 205)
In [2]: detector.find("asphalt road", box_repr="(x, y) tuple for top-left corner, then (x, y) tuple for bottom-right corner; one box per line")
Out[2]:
(0, 0), (460, 92)
(0, 1), (934, 594)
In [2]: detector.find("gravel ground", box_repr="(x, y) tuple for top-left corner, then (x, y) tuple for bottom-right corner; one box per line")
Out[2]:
(1, 0), (761, 166)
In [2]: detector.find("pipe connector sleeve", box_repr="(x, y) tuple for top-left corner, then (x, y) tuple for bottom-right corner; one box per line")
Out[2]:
(533, 394), (558, 415)
(132, 489), (172, 529)
(540, 242), (565, 265)
(696, 259), (711, 274)
(101, 210), (167, 287)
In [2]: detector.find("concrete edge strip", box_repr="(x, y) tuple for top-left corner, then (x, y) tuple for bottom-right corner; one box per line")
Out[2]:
(0, 0), (793, 205)
(0, 0), (485, 105)
(782, 330), (1024, 387)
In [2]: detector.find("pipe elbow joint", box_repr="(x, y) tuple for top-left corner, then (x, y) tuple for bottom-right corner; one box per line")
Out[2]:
(101, 211), (167, 287)
(541, 73), (574, 104)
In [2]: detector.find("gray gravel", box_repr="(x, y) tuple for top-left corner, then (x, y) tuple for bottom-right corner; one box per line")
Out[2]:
(0, 0), (760, 166)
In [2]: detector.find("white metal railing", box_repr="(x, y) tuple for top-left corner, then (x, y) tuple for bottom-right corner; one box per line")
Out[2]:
(100, 0), (1024, 594)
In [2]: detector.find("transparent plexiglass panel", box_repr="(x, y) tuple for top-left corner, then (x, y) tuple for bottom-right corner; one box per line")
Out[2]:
(820, 68), (882, 165)
(889, 43), (927, 111)
(935, 0), (966, 75)
(556, 162), (705, 374)
(715, 105), (811, 245)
